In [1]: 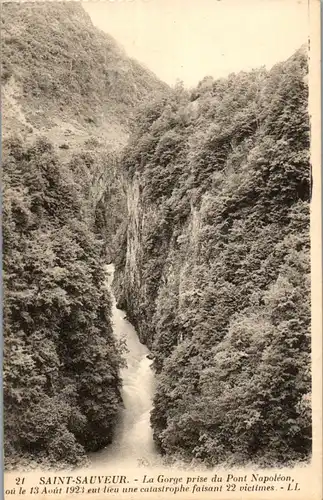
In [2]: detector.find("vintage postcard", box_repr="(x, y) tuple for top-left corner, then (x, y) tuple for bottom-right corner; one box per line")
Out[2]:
(1, 0), (322, 499)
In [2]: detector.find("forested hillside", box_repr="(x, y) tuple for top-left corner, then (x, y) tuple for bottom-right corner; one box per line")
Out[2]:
(2, 2), (167, 470)
(3, 137), (125, 469)
(114, 46), (311, 467)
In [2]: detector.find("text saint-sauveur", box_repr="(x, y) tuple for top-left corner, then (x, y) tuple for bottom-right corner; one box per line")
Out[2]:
(39, 476), (127, 485)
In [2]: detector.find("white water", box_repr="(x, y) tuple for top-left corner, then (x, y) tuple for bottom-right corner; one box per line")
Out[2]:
(90, 264), (159, 468)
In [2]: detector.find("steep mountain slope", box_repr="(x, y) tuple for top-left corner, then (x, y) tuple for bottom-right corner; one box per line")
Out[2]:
(2, 2), (167, 470)
(114, 47), (311, 467)
(2, 1), (167, 148)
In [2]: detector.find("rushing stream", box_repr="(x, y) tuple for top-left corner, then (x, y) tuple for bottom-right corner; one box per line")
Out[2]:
(90, 264), (159, 467)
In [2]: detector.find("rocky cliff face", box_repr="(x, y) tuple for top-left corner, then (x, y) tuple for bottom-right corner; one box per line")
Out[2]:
(114, 47), (312, 467)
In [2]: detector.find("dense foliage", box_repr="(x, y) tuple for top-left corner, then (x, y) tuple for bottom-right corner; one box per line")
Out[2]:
(3, 137), (126, 470)
(115, 47), (311, 467)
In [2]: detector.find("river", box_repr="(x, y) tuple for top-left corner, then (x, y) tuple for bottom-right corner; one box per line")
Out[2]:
(90, 264), (159, 468)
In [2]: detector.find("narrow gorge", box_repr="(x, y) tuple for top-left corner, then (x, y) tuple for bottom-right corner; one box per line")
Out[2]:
(2, 1), (311, 472)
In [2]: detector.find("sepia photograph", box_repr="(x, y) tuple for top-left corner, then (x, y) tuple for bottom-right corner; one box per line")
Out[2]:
(1, 0), (322, 498)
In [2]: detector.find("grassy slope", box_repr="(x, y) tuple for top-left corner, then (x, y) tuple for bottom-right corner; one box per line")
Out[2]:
(2, 1), (168, 152)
